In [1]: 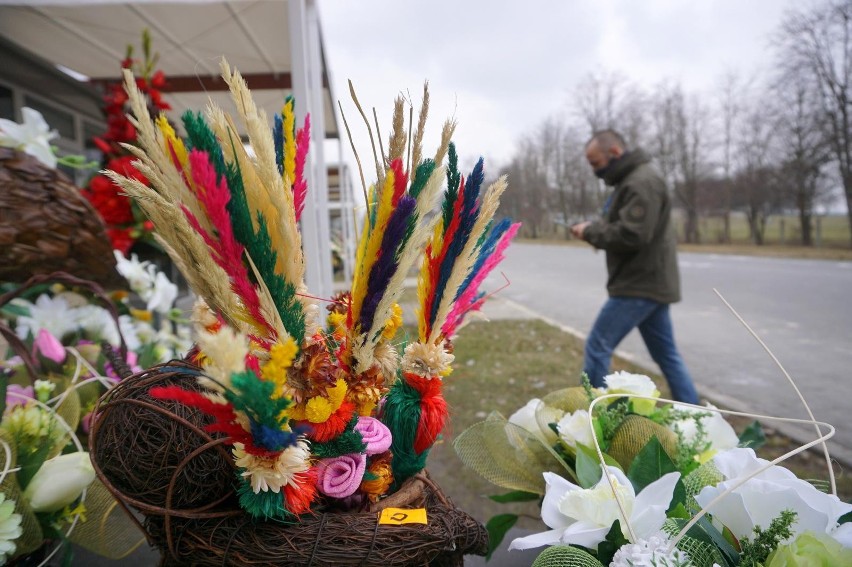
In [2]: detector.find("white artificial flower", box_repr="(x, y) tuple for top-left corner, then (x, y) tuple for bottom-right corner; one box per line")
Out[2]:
(556, 410), (595, 450)
(672, 403), (738, 461)
(71, 304), (116, 339)
(604, 371), (659, 397)
(233, 438), (311, 493)
(0, 107), (58, 168)
(113, 251), (155, 296)
(509, 467), (681, 551)
(604, 371), (660, 415)
(0, 492), (22, 564)
(23, 452), (95, 512)
(147, 271), (178, 314)
(610, 531), (694, 567)
(507, 398), (561, 447)
(695, 448), (852, 546)
(12, 294), (75, 340)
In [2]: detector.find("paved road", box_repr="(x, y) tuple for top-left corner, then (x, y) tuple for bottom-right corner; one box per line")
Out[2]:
(493, 242), (852, 464)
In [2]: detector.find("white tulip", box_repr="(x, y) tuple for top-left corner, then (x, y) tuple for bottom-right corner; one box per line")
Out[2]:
(695, 448), (852, 546)
(23, 452), (95, 512)
(509, 467), (681, 551)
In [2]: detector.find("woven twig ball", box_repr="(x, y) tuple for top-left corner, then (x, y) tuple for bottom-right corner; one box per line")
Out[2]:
(89, 361), (235, 513)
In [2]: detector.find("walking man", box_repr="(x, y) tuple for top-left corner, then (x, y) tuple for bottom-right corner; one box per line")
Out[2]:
(570, 130), (700, 404)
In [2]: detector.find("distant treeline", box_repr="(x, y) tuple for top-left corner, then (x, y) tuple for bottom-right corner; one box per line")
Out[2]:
(497, 0), (852, 248)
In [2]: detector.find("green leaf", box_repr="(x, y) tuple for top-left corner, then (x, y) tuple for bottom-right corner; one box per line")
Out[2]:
(839, 511), (852, 525)
(0, 374), (7, 417)
(488, 490), (540, 504)
(596, 520), (630, 566)
(668, 502), (691, 520)
(485, 514), (518, 561)
(575, 443), (603, 488)
(671, 516), (739, 567)
(627, 436), (677, 492)
(738, 421), (766, 449)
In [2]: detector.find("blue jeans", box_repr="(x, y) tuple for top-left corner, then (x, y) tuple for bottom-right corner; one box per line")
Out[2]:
(583, 297), (700, 404)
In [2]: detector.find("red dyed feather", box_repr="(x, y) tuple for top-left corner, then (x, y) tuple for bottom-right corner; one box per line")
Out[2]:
(389, 158), (408, 207)
(185, 150), (273, 336)
(283, 468), (318, 515)
(293, 115), (310, 222)
(404, 373), (448, 455)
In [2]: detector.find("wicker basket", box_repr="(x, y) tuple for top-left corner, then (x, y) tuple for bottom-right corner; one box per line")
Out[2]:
(89, 362), (488, 566)
(0, 147), (123, 288)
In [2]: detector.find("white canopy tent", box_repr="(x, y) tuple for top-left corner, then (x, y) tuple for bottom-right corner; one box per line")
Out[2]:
(0, 0), (338, 296)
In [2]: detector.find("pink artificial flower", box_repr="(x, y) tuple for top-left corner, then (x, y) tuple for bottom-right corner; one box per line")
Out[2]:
(34, 329), (66, 363)
(315, 453), (367, 498)
(81, 411), (95, 434)
(354, 416), (392, 455)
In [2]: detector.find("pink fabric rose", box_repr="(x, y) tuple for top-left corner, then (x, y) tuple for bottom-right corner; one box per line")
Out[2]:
(316, 453), (367, 498)
(354, 416), (392, 455)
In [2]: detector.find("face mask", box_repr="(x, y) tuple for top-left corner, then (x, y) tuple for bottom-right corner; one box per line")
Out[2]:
(593, 157), (615, 179)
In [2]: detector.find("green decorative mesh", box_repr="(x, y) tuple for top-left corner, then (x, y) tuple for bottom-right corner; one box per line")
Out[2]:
(541, 387), (592, 413)
(453, 412), (573, 494)
(662, 519), (726, 567)
(683, 460), (723, 511)
(49, 378), (81, 459)
(531, 545), (605, 567)
(608, 415), (679, 470)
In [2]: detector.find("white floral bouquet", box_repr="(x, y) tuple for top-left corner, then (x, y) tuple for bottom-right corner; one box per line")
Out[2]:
(0, 264), (190, 564)
(455, 371), (852, 566)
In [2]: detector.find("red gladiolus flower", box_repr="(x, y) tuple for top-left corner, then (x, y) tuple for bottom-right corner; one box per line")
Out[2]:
(107, 227), (134, 255)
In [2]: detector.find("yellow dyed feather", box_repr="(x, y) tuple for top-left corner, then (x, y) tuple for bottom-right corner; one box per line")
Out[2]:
(245, 252), (288, 341)
(155, 115), (188, 172)
(219, 59), (306, 293)
(428, 175), (508, 343)
(349, 170), (395, 327)
(282, 98), (296, 186)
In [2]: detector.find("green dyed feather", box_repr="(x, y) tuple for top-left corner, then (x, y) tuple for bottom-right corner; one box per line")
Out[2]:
(227, 370), (291, 426)
(442, 143), (460, 231)
(381, 378), (429, 489)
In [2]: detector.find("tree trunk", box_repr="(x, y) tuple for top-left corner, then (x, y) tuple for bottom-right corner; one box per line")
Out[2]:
(683, 208), (700, 244)
(799, 209), (813, 246)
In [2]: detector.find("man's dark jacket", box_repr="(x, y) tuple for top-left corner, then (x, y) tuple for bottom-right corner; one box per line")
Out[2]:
(582, 149), (681, 303)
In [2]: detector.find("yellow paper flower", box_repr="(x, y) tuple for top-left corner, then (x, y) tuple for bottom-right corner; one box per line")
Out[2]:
(262, 338), (299, 398)
(305, 396), (334, 423)
(327, 311), (346, 335)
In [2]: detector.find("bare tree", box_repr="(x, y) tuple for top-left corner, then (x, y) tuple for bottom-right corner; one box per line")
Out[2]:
(573, 71), (649, 147)
(499, 137), (551, 238)
(648, 82), (710, 243)
(773, 78), (831, 245)
(735, 100), (780, 245)
(776, 0), (852, 246)
(717, 71), (743, 243)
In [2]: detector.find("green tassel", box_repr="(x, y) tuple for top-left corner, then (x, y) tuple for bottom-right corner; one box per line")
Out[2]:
(311, 416), (366, 458)
(236, 475), (293, 520)
(382, 378), (428, 489)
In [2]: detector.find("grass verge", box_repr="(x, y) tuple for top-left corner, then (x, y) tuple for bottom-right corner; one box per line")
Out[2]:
(424, 319), (852, 531)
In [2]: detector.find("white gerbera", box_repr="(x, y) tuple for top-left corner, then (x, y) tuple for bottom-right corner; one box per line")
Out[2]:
(0, 492), (23, 564)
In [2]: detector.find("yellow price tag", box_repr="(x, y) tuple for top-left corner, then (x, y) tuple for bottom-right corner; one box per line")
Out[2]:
(378, 507), (427, 525)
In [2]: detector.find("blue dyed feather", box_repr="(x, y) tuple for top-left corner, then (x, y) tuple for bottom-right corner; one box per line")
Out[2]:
(455, 217), (512, 301)
(273, 114), (284, 176)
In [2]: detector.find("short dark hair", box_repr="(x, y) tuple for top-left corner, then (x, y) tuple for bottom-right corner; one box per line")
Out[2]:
(586, 129), (627, 151)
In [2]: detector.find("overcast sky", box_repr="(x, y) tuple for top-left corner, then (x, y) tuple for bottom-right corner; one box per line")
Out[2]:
(318, 0), (800, 175)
